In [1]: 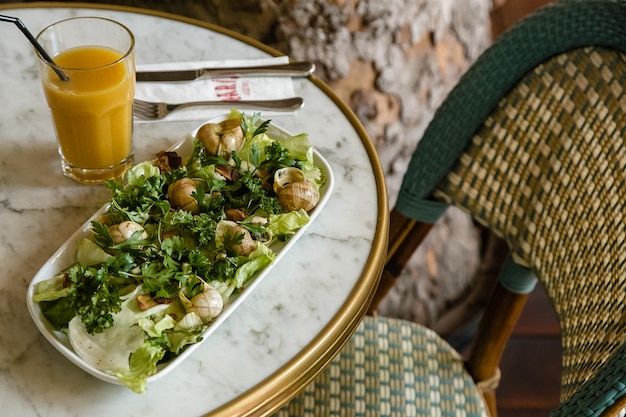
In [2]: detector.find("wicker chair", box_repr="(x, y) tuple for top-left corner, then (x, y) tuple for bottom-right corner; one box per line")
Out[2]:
(274, 0), (626, 415)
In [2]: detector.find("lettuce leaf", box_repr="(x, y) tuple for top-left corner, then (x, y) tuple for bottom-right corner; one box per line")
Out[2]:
(113, 341), (166, 394)
(233, 244), (275, 288)
(267, 209), (310, 241)
(126, 161), (160, 185)
(67, 288), (144, 373)
(136, 314), (176, 338)
(33, 273), (70, 303)
(76, 238), (112, 266)
(68, 312), (144, 373)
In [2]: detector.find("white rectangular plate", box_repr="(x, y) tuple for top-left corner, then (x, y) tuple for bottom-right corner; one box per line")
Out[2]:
(26, 116), (334, 386)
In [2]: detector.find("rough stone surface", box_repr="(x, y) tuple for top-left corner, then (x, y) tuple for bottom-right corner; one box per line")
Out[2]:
(32, 0), (494, 331)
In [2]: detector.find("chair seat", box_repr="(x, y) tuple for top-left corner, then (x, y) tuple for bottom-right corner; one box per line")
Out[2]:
(274, 316), (488, 417)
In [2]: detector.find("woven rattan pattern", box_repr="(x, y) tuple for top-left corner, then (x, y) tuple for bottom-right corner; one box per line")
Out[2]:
(434, 47), (626, 402)
(274, 316), (487, 417)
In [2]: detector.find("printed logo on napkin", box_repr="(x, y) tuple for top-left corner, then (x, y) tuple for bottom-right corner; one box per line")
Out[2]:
(135, 57), (296, 121)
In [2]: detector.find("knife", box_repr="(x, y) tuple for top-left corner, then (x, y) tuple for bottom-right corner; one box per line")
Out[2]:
(136, 61), (315, 82)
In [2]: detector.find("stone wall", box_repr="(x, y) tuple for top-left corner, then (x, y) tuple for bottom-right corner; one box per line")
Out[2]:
(24, 0), (496, 332)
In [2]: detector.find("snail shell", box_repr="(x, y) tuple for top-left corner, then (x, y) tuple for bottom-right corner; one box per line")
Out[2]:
(273, 167), (320, 212)
(196, 117), (243, 157)
(273, 167), (307, 194)
(179, 282), (223, 322)
(215, 220), (256, 256)
(277, 181), (320, 212)
(108, 221), (147, 244)
(167, 178), (200, 214)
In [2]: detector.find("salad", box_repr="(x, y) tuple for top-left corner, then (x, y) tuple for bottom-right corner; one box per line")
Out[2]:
(31, 111), (325, 393)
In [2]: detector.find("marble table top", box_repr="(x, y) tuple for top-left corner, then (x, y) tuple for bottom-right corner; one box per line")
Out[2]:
(0, 3), (387, 417)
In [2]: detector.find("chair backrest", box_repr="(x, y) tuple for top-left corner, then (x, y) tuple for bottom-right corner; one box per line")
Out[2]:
(378, 0), (626, 415)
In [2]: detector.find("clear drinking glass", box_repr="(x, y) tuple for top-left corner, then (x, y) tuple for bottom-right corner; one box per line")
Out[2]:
(35, 17), (135, 185)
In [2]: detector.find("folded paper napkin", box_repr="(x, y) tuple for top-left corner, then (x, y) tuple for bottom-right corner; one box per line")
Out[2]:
(134, 56), (296, 122)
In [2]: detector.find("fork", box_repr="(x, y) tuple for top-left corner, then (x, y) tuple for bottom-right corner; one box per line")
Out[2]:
(133, 97), (304, 120)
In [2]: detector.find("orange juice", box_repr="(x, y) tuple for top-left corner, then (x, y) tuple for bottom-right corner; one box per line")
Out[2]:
(42, 46), (134, 175)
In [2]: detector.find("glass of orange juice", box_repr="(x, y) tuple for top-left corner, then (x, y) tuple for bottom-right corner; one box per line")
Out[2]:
(35, 17), (135, 185)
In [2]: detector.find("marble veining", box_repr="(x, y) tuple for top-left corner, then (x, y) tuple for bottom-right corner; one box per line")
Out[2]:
(0, 6), (383, 417)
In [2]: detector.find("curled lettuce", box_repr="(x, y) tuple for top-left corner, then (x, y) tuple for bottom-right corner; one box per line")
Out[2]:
(76, 238), (111, 266)
(32, 274), (69, 303)
(267, 209), (310, 242)
(68, 294), (145, 374)
(126, 161), (160, 185)
(234, 244), (275, 288)
(113, 342), (166, 394)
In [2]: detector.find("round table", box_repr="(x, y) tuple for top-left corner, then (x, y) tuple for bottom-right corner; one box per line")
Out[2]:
(0, 3), (388, 416)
